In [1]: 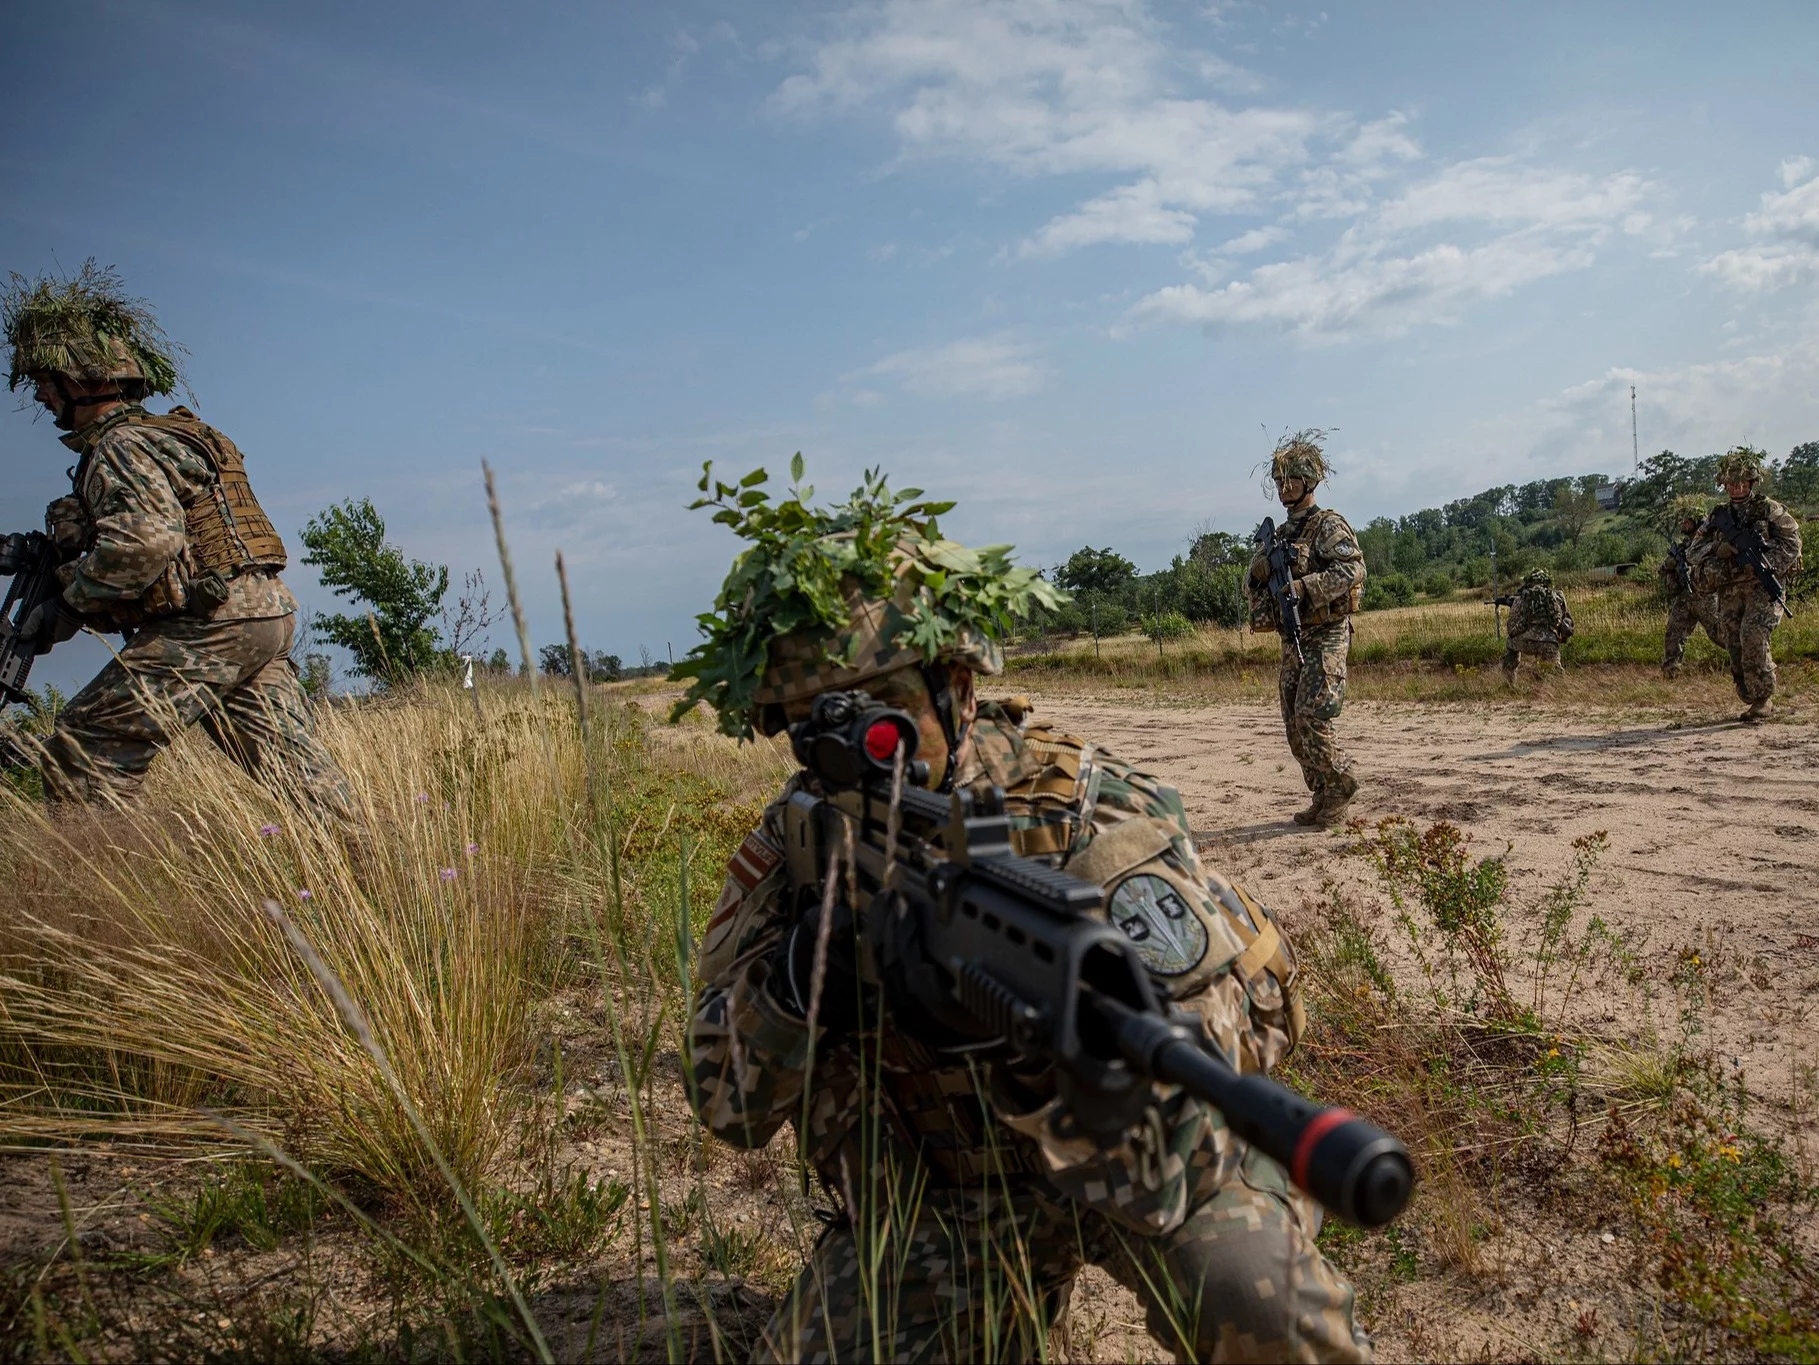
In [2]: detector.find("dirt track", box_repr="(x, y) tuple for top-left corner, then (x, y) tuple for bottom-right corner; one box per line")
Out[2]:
(1028, 693), (1819, 1120)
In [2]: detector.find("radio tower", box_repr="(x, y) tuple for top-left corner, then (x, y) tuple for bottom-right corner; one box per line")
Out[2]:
(1631, 384), (1639, 471)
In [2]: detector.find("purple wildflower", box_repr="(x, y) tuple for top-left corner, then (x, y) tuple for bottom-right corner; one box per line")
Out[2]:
(416, 793), (431, 804)
(465, 842), (479, 856)
(440, 868), (457, 882)
(259, 823), (281, 838)
(298, 889), (313, 901)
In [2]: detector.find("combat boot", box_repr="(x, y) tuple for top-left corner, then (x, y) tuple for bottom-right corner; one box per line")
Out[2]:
(1740, 699), (1773, 724)
(1662, 661), (1682, 679)
(1311, 770), (1359, 827)
(1292, 787), (1325, 826)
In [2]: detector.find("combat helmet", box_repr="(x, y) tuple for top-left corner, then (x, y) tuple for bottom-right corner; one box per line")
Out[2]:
(1714, 446), (1767, 488)
(672, 457), (1063, 742)
(1523, 568), (1552, 587)
(1664, 493), (1709, 533)
(2, 260), (184, 403)
(1267, 429), (1331, 489)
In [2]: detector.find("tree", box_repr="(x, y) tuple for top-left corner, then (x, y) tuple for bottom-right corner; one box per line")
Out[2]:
(589, 652), (624, 682)
(486, 647), (511, 674)
(1780, 441), (1819, 506)
(1055, 546), (1137, 595)
(538, 643), (572, 677)
(1187, 529), (1247, 569)
(1552, 483), (1599, 545)
(299, 499), (450, 684)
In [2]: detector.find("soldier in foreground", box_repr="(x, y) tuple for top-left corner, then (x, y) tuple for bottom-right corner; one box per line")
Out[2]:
(1687, 447), (1803, 723)
(1, 263), (352, 818)
(677, 464), (1372, 1363)
(1247, 431), (1365, 828)
(1660, 493), (1723, 679)
(1501, 568), (1573, 685)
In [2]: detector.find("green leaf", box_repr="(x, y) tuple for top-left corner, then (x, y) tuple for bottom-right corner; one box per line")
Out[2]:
(740, 468), (770, 488)
(790, 452), (805, 483)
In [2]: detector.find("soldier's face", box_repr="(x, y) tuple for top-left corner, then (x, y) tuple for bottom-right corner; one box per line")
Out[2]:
(864, 665), (977, 789)
(1274, 476), (1307, 506)
(30, 376), (72, 428)
(1724, 477), (1753, 500)
(1680, 518), (1700, 536)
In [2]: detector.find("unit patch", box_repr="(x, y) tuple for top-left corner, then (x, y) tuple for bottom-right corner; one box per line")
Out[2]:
(1107, 873), (1208, 976)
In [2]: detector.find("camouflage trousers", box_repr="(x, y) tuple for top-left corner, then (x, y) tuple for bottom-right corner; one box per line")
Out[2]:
(41, 612), (353, 821)
(1278, 618), (1352, 795)
(1663, 591), (1724, 668)
(1713, 583), (1783, 703)
(1501, 638), (1562, 679)
(759, 1148), (1369, 1364)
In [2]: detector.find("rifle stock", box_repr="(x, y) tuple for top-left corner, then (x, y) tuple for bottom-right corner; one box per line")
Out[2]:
(785, 692), (1413, 1228)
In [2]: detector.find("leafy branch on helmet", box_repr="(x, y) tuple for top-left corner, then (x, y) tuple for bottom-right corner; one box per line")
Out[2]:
(671, 455), (1066, 739)
(2, 259), (187, 398)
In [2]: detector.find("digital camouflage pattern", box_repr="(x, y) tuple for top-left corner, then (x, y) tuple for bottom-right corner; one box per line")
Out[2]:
(689, 701), (1367, 1363)
(41, 611), (353, 819)
(1502, 582), (1573, 681)
(36, 405), (350, 818)
(1247, 506), (1365, 820)
(1687, 492), (1803, 707)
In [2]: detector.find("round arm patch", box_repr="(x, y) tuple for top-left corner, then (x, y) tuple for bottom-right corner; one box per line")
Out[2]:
(1108, 873), (1209, 976)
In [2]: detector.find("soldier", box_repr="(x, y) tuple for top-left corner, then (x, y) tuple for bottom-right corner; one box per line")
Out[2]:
(1246, 431), (1365, 828)
(1687, 447), (1803, 723)
(1659, 493), (1723, 679)
(678, 466), (1371, 1363)
(2, 263), (352, 819)
(1500, 568), (1573, 685)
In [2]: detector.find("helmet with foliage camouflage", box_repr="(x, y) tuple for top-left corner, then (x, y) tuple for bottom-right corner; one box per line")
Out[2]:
(1523, 568), (1552, 587)
(1267, 429), (1331, 490)
(671, 456), (1064, 740)
(3, 261), (185, 399)
(1714, 446), (1766, 488)
(1665, 493), (1709, 533)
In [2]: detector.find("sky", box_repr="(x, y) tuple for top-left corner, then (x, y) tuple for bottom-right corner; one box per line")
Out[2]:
(3, 0), (1816, 689)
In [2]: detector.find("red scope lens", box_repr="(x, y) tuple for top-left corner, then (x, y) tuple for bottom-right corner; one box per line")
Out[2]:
(864, 719), (905, 762)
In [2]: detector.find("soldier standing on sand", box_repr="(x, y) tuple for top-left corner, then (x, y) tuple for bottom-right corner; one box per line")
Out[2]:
(677, 464), (1372, 1363)
(2, 263), (353, 819)
(1660, 493), (1724, 679)
(1247, 432), (1366, 829)
(1687, 447), (1803, 724)
(1501, 568), (1573, 685)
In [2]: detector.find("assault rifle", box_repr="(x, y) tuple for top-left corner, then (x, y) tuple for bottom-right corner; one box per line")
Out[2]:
(1709, 506), (1793, 616)
(1253, 516), (1303, 662)
(781, 691), (1413, 1228)
(0, 530), (66, 707)
(1668, 542), (1692, 596)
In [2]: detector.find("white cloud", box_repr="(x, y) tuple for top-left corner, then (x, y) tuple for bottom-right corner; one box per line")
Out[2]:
(1700, 158), (1819, 293)
(1127, 160), (1647, 340)
(776, 1), (1651, 342)
(849, 335), (1046, 399)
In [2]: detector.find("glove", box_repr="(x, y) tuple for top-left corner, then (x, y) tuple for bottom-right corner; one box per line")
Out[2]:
(766, 897), (867, 1033)
(44, 496), (89, 555)
(20, 599), (81, 652)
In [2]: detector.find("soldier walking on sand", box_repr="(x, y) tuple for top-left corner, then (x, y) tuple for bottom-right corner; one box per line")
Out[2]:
(2, 262), (353, 819)
(1501, 568), (1573, 685)
(1247, 431), (1365, 828)
(678, 463), (1373, 1362)
(1687, 447), (1803, 724)
(1660, 493), (1723, 679)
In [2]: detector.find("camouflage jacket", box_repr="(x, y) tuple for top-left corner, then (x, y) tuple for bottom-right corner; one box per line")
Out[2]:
(1248, 505), (1366, 630)
(1687, 495), (1803, 597)
(1657, 536), (1699, 599)
(1507, 586), (1573, 646)
(54, 406), (295, 623)
(687, 700), (1304, 1236)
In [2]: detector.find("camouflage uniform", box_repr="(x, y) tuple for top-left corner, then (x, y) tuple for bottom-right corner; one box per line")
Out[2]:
(39, 405), (352, 817)
(690, 701), (1369, 1364)
(1659, 533), (1723, 675)
(1501, 578), (1572, 682)
(1247, 507), (1365, 821)
(1687, 493), (1803, 710)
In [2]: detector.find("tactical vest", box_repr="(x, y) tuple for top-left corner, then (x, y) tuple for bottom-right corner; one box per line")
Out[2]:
(1517, 584), (1561, 629)
(134, 407), (288, 578)
(1282, 509), (1364, 627)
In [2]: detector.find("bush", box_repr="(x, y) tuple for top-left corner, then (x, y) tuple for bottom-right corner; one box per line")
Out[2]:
(1178, 561), (1248, 628)
(1363, 573), (1416, 610)
(1140, 610), (1194, 641)
(1417, 570), (1453, 598)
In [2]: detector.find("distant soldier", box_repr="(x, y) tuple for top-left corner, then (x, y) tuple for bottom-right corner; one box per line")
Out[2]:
(2, 263), (353, 818)
(1659, 493), (1723, 679)
(1501, 568), (1573, 684)
(1687, 447), (1803, 723)
(1247, 431), (1365, 827)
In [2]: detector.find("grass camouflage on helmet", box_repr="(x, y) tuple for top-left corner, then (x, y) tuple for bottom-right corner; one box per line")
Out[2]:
(1665, 492), (1710, 532)
(1523, 568), (1552, 586)
(1715, 446), (1767, 487)
(3, 260), (186, 397)
(671, 455), (1066, 739)
(1263, 428), (1331, 491)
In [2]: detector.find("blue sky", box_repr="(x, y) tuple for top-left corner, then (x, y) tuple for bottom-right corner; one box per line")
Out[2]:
(4, 0), (1816, 688)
